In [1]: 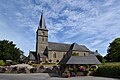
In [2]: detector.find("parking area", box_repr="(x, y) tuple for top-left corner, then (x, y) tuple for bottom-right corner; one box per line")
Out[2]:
(0, 73), (119, 80)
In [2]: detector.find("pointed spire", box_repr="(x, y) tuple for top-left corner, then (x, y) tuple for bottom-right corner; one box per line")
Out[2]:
(39, 10), (46, 29)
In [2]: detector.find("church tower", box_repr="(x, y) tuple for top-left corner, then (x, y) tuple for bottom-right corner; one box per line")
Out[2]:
(36, 12), (48, 63)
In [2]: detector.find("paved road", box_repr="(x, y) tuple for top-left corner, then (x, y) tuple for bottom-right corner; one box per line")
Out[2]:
(0, 73), (119, 80)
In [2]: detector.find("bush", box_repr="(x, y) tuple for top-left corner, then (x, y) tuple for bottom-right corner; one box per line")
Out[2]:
(5, 62), (11, 66)
(11, 61), (17, 65)
(62, 71), (70, 78)
(96, 55), (103, 62)
(72, 53), (79, 56)
(96, 63), (120, 77)
(0, 60), (5, 66)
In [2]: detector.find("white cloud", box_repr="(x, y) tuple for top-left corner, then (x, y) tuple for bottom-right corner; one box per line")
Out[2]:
(0, 0), (120, 56)
(90, 39), (103, 46)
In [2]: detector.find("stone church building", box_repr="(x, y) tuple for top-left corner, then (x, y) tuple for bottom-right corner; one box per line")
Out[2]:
(29, 13), (100, 64)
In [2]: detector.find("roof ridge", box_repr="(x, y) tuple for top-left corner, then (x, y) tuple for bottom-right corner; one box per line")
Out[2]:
(48, 42), (71, 45)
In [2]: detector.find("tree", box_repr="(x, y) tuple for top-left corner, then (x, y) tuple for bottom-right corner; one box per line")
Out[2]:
(96, 55), (103, 62)
(0, 40), (21, 62)
(106, 38), (120, 62)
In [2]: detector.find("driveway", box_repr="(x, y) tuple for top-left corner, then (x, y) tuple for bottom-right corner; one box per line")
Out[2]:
(0, 73), (119, 80)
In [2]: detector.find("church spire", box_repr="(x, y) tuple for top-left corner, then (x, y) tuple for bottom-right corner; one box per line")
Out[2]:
(39, 11), (46, 29)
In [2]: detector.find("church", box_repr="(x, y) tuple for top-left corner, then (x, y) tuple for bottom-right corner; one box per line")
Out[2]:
(29, 12), (100, 64)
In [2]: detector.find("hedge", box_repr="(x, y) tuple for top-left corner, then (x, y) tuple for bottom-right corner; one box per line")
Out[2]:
(96, 63), (120, 78)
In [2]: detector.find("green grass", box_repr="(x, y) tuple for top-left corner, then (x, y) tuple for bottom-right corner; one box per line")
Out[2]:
(98, 62), (120, 67)
(43, 63), (57, 67)
(31, 63), (57, 67)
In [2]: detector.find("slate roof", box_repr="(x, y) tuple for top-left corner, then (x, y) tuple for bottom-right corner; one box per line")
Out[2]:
(59, 54), (101, 64)
(39, 11), (46, 29)
(72, 43), (90, 51)
(29, 42), (101, 64)
(48, 42), (71, 51)
(48, 42), (90, 52)
(29, 51), (36, 60)
(66, 55), (101, 64)
(90, 51), (102, 56)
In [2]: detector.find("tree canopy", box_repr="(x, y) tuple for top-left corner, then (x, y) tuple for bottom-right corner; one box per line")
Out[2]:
(105, 38), (120, 62)
(0, 40), (21, 62)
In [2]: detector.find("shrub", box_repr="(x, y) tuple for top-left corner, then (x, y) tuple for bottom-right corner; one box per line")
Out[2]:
(96, 55), (103, 62)
(62, 71), (70, 78)
(5, 62), (11, 66)
(0, 60), (5, 66)
(96, 63), (120, 77)
(11, 61), (17, 65)
(79, 66), (86, 71)
(72, 53), (79, 56)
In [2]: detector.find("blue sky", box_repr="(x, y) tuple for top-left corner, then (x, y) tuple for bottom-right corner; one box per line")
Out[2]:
(0, 0), (120, 56)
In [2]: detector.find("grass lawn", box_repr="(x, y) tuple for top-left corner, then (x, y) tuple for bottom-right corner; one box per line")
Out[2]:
(98, 62), (120, 67)
(31, 63), (57, 67)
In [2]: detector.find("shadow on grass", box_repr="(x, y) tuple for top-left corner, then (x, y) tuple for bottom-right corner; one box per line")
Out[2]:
(93, 75), (120, 80)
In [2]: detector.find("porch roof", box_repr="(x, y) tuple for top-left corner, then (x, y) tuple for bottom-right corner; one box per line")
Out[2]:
(66, 55), (101, 64)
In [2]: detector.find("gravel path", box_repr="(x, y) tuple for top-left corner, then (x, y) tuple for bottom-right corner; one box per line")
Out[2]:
(0, 73), (119, 80)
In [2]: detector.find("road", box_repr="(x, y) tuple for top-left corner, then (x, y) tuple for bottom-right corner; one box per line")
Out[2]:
(0, 73), (119, 80)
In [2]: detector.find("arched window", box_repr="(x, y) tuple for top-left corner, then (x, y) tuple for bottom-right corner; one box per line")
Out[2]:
(84, 53), (86, 56)
(42, 37), (44, 41)
(53, 53), (56, 58)
(46, 38), (47, 42)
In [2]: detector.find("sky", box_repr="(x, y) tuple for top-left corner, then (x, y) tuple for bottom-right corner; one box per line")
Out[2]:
(0, 0), (120, 56)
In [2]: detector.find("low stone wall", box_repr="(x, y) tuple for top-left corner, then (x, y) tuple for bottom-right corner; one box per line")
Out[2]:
(0, 65), (60, 74)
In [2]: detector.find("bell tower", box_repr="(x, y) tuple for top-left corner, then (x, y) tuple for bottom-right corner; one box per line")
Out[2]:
(36, 12), (48, 63)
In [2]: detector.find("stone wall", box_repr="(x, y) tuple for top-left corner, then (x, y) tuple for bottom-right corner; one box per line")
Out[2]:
(48, 51), (66, 63)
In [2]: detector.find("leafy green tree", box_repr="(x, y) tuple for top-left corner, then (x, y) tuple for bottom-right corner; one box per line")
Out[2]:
(106, 38), (120, 62)
(0, 40), (21, 62)
(96, 55), (103, 62)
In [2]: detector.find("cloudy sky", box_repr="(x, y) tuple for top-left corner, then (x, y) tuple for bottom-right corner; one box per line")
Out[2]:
(0, 0), (120, 56)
